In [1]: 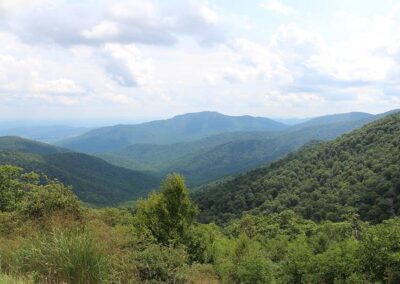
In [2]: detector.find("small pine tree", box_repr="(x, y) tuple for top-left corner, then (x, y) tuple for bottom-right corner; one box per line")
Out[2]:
(136, 173), (198, 245)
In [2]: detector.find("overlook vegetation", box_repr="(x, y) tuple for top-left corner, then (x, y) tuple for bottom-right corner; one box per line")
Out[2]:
(1, 166), (400, 283)
(194, 113), (400, 224)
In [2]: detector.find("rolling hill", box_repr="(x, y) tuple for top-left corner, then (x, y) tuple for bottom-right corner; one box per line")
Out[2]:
(0, 136), (67, 155)
(193, 112), (400, 224)
(58, 111), (288, 153)
(0, 137), (159, 205)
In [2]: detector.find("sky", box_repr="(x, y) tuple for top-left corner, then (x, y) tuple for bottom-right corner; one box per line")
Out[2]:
(1, 0), (400, 123)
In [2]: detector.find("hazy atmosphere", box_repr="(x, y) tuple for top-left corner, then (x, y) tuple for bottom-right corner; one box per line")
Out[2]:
(1, 0), (400, 122)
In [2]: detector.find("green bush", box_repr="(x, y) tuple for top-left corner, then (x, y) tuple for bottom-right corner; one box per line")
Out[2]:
(359, 218), (400, 283)
(18, 182), (82, 220)
(134, 244), (188, 283)
(213, 234), (273, 283)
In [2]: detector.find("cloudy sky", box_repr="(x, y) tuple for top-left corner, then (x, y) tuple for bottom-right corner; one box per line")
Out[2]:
(1, 0), (400, 122)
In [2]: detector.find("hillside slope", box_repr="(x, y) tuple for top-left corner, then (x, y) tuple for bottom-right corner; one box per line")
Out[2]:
(0, 136), (67, 155)
(59, 111), (287, 153)
(193, 113), (400, 224)
(101, 131), (277, 172)
(0, 137), (159, 205)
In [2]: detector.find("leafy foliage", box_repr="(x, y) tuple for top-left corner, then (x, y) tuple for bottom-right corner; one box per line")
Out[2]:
(135, 173), (197, 245)
(1, 166), (400, 283)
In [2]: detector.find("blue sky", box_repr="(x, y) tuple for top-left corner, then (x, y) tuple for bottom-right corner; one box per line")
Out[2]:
(0, 0), (399, 123)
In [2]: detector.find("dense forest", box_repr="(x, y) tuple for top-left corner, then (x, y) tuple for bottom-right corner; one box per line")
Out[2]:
(194, 113), (400, 224)
(1, 166), (400, 283)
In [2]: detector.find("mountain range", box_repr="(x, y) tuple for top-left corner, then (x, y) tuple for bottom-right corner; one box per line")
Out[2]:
(57, 111), (288, 153)
(96, 110), (396, 185)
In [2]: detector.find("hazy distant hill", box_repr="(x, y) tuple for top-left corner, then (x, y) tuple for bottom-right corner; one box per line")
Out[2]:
(0, 136), (159, 205)
(193, 112), (400, 224)
(58, 111), (288, 153)
(288, 111), (374, 130)
(0, 126), (92, 143)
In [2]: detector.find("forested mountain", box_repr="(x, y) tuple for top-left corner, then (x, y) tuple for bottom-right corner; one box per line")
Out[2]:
(0, 136), (67, 155)
(100, 131), (277, 173)
(101, 110), (396, 186)
(58, 111), (288, 153)
(193, 113), (400, 224)
(0, 137), (159, 205)
(0, 126), (92, 143)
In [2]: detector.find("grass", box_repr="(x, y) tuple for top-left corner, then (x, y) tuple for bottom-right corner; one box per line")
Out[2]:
(15, 230), (110, 284)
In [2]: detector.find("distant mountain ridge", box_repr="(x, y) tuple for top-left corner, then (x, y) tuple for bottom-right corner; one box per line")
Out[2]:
(288, 112), (373, 130)
(98, 110), (398, 185)
(58, 111), (288, 153)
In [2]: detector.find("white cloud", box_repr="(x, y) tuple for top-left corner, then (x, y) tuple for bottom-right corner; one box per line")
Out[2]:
(261, 0), (296, 15)
(0, 0), (226, 47)
(102, 43), (154, 87)
(202, 73), (218, 85)
(1, 0), (400, 118)
(31, 78), (84, 94)
(266, 91), (323, 103)
(81, 21), (119, 41)
(222, 38), (292, 85)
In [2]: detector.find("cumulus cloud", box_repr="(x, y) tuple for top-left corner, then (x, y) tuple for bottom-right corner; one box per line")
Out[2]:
(0, 41), (86, 105)
(102, 43), (154, 87)
(30, 78), (84, 94)
(222, 38), (291, 85)
(1, 0), (400, 117)
(0, 0), (226, 47)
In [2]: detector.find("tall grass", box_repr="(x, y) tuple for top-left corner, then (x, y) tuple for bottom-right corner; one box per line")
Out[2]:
(0, 273), (32, 284)
(15, 230), (109, 284)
